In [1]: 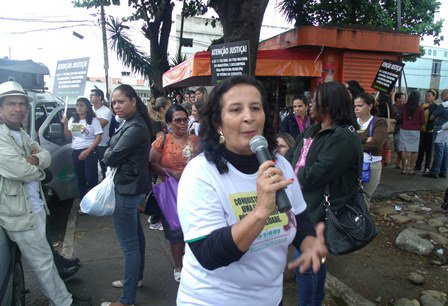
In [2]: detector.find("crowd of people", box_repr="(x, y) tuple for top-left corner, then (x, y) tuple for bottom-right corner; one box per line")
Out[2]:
(1, 74), (447, 306)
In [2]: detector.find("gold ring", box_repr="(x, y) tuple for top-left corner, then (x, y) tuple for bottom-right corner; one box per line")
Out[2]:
(264, 170), (270, 178)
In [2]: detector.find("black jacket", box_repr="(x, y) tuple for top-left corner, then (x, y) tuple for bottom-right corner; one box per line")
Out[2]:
(103, 111), (151, 195)
(285, 123), (363, 223)
(280, 113), (312, 139)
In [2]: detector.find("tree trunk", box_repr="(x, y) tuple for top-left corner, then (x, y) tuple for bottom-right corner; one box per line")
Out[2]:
(210, 0), (269, 77)
(142, 0), (173, 97)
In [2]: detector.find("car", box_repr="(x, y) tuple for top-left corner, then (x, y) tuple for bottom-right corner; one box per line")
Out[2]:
(0, 226), (25, 306)
(24, 89), (78, 202)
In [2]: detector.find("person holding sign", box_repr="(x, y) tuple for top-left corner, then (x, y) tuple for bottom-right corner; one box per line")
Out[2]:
(61, 97), (102, 199)
(176, 76), (327, 306)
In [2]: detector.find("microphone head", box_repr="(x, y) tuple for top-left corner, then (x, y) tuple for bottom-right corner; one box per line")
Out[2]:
(250, 135), (268, 154)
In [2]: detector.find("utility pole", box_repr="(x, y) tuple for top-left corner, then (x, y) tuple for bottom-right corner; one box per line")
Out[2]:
(100, 3), (110, 102)
(177, 0), (186, 58)
(397, 0), (402, 30)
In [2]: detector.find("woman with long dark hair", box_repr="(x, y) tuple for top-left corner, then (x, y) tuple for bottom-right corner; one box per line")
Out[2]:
(286, 81), (363, 305)
(176, 76), (326, 305)
(101, 84), (151, 306)
(61, 97), (102, 199)
(398, 91), (425, 175)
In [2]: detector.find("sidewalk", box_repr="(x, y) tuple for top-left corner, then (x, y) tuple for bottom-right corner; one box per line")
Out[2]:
(63, 166), (447, 306)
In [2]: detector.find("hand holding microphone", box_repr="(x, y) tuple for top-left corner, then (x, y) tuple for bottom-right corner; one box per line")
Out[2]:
(250, 135), (292, 213)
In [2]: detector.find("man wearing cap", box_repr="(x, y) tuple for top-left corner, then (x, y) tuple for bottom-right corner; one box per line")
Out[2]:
(0, 81), (91, 306)
(89, 88), (112, 180)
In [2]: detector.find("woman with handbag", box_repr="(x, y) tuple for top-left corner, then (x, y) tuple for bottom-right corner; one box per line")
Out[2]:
(286, 81), (363, 306)
(176, 75), (327, 306)
(148, 104), (200, 282)
(101, 84), (152, 306)
(354, 92), (388, 202)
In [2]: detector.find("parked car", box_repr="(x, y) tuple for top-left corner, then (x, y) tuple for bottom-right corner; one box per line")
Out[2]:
(24, 89), (78, 201)
(0, 227), (25, 306)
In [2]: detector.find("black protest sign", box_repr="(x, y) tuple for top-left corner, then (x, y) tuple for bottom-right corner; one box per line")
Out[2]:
(371, 60), (405, 94)
(210, 41), (250, 85)
(53, 57), (90, 97)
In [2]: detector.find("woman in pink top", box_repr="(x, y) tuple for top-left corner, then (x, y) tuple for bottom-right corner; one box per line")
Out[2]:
(398, 91), (425, 175)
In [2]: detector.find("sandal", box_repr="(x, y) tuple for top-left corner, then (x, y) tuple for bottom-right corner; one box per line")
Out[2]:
(400, 171), (406, 175)
(174, 269), (181, 283)
(408, 171), (416, 176)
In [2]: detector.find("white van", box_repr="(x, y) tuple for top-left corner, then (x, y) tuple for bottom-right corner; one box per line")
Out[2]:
(23, 89), (78, 201)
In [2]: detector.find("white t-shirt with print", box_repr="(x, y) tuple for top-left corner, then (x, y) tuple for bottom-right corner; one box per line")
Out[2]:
(94, 105), (112, 147)
(357, 116), (382, 163)
(177, 153), (307, 306)
(68, 117), (103, 150)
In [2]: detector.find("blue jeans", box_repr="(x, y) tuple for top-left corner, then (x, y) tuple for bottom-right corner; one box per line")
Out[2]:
(430, 141), (448, 174)
(72, 149), (98, 198)
(293, 249), (327, 306)
(113, 191), (146, 305)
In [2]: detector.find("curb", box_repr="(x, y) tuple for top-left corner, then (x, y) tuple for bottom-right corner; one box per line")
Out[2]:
(325, 272), (376, 306)
(61, 198), (79, 259)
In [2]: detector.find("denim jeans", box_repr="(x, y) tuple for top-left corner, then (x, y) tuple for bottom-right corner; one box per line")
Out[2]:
(293, 249), (327, 306)
(72, 149), (98, 198)
(7, 210), (72, 306)
(113, 191), (146, 305)
(430, 141), (448, 174)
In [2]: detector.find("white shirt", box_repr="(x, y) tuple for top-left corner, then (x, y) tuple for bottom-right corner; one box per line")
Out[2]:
(177, 154), (306, 306)
(9, 130), (44, 214)
(68, 117), (103, 150)
(94, 105), (112, 146)
(357, 116), (382, 163)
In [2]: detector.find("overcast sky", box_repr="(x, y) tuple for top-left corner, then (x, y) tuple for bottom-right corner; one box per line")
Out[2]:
(1, 0), (447, 80)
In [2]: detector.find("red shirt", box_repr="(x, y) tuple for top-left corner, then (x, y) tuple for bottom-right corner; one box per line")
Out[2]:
(401, 105), (425, 131)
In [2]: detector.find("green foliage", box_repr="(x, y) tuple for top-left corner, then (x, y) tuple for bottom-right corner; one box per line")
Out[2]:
(278, 0), (444, 45)
(73, 0), (120, 9)
(107, 17), (160, 79)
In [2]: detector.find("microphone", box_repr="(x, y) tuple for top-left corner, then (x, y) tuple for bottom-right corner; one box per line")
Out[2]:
(250, 135), (292, 213)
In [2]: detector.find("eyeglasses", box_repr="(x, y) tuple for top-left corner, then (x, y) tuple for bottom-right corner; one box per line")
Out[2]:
(172, 117), (188, 124)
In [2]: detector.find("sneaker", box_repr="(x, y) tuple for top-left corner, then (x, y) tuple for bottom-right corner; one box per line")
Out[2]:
(422, 172), (438, 178)
(149, 222), (163, 231)
(112, 279), (143, 288)
(439, 173), (447, 178)
(423, 168), (430, 174)
(71, 296), (92, 306)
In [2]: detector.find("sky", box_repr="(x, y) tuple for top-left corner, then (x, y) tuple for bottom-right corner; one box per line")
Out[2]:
(1, 0), (447, 81)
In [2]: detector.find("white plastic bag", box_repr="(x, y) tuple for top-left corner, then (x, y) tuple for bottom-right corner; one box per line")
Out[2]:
(80, 168), (117, 216)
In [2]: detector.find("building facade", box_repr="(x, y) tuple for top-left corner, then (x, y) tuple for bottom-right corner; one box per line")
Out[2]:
(401, 46), (448, 92)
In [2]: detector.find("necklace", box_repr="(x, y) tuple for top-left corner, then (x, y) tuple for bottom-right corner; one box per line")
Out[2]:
(171, 133), (193, 161)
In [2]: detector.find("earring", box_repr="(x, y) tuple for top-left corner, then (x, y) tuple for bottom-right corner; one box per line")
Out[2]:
(218, 131), (225, 144)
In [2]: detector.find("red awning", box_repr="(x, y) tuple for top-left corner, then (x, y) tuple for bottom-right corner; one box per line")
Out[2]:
(163, 49), (322, 88)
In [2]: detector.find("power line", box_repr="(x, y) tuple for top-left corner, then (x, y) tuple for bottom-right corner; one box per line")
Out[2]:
(3, 24), (97, 35)
(0, 17), (95, 23)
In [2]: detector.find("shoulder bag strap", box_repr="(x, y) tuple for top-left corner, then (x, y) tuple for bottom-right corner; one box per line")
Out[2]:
(368, 116), (376, 161)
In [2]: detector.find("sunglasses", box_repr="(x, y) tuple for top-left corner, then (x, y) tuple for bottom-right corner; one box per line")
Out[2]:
(172, 117), (188, 124)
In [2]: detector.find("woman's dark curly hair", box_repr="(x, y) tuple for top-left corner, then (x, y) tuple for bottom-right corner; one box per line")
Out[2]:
(73, 97), (96, 125)
(199, 75), (276, 174)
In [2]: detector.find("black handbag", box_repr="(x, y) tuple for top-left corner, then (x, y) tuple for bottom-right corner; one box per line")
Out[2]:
(323, 184), (378, 255)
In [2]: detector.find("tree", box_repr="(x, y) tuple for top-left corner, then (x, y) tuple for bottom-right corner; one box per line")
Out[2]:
(74, 0), (206, 96)
(74, 0), (272, 92)
(208, 0), (269, 76)
(278, 0), (444, 45)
